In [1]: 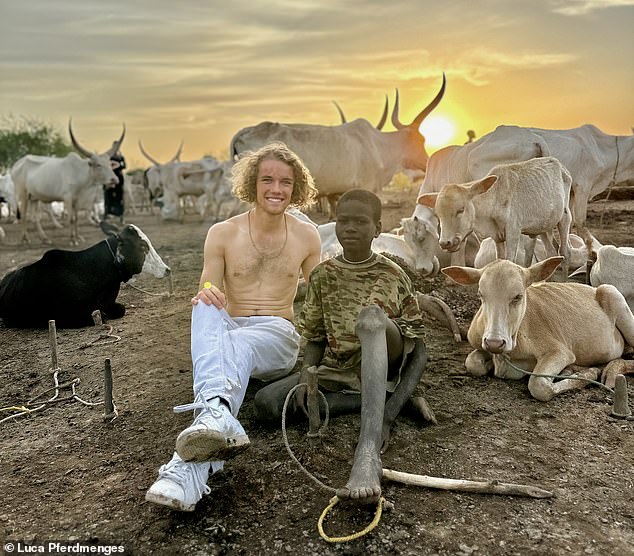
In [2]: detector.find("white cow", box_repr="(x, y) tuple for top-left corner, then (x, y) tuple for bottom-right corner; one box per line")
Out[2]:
(230, 75), (446, 214)
(11, 122), (124, 244)
(416, 124), (634, 242)
(139, 141), (226, 221)
(589, 245), (634, 311)
(474, 233), (597, 271)
(443, 257), (634, 401)
(316, 221), (416, 269)
(0, 173), (17, 242)
(419, 157), (573, 277)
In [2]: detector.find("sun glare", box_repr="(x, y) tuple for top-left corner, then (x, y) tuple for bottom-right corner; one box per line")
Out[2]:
(419, 115), (456, 149)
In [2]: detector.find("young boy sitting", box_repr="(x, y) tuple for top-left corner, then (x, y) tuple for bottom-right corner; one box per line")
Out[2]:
(254, 189), (429, 503)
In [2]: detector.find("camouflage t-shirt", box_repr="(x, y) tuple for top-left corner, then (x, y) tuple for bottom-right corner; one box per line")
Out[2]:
(296, 253), (425, 391)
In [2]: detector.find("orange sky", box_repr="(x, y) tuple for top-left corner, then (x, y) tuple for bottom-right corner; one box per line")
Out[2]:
(1, 1), (633, 168)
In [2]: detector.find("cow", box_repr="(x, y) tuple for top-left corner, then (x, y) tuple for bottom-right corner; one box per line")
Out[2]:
(316, 221), (416, 268)
(229, 74), (446, 218)
(400, 203), (480, 276)
(0, 222), (170, 328)
(139, 141), (227, 221)
(415, 124), (634, 248)
(588, 245), (634, 311)
(419, 157), (573, 278)
(11, 121), (125, 245)
(475, 233), (601, 271)
(0, 173), (17, 242)
(442, 257), (634, 401)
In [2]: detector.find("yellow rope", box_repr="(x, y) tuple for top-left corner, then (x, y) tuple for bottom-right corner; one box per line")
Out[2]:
(317, 495), (385, 543)
(0, 405), (32, 413)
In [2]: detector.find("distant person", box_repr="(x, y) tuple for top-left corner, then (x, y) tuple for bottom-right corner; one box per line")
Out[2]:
(254, 189), (430, 504)
(465, 130), (476, 144)
(105, 142), (126, 222)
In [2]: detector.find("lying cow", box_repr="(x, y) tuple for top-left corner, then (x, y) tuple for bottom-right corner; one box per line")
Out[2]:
(0, 222), (169, 328)
(442, 257), (634, 401)
(474, 233), (598, 271)
(419, 156), (573, 278)
(317, 221), (416, 268)
(589, 245), (634, 311)
(401, 203), (479, 275)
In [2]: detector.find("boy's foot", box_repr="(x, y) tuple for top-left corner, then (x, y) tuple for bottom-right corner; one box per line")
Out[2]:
(335, 447), (383, 504)
(174, 396), (250, 462)
(145, 453), (211, 512)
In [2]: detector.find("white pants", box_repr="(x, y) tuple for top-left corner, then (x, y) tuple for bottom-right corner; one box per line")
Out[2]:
(191, 303), (300, 416)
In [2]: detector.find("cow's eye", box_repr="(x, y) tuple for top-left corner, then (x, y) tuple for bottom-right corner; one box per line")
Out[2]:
(511, 294), (523, 304)
(456, 208), (464, 215)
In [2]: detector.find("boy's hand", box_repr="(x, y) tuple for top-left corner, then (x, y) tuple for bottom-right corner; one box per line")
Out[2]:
(294, 367), (312, 418)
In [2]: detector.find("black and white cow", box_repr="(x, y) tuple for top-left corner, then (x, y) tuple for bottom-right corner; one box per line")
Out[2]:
(0, 222), (170, 328)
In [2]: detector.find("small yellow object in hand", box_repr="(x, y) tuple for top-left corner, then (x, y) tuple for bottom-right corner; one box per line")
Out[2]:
(203, 281), (213, 289)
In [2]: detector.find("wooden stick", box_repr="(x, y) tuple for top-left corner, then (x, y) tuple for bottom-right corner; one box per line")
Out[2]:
(48, 320), (60, 371)
(382, 468), (554, 499)
(103, 358), (116, 421)
(306, 366), (321, 445)
(92, 310), (103, 326)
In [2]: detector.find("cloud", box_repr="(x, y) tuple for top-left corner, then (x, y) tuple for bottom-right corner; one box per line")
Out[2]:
(450, 48), (577, 86)
(550, 0), (634, 16)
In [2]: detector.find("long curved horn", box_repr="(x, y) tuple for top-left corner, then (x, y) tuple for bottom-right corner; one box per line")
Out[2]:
(106, 124), (126, 156)
(376, 94), (388, 130)
(410, 73), (446, 130)
(169, 140), (184, 163)
(391, 89), (404, 130)
(138, 140), (161, 166)
(68, 118), (94, 158)
(333, 101), (346, 124)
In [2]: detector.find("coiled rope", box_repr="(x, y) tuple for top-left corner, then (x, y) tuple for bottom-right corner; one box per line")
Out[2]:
(281, 383), (386, 543)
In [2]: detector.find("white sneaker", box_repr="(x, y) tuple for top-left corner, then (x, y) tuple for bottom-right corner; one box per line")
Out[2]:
(145, 453), (211, 512)
(174, 395), (250, 463)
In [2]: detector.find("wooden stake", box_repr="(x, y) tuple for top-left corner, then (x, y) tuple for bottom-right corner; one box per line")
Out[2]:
(92, 310), (103, 326)
(382, 468), (554, 499)
(103, 358), (116, 421)
(48, 320), (60, 371)
(165, 257), (174, 296)
(306, 366), (321, 444)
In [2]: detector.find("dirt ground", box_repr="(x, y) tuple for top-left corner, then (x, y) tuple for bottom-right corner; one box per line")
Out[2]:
(1, 189), (633, 556)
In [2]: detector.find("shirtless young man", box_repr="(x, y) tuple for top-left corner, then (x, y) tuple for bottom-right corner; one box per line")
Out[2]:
(146, 142), (322, 512)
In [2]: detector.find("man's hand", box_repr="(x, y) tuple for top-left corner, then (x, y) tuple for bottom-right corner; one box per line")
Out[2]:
(191, 282), (227, 310)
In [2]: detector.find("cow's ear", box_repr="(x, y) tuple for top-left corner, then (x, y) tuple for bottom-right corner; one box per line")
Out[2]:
(526, 256), (563, 285)
(100, 220), (120, 237)
(472, 175), (497, 195)
(442, 265), (482, 285)
(417, 193), (437, 208)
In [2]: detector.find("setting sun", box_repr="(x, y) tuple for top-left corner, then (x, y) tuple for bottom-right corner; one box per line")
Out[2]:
(419, 115), (457, 150)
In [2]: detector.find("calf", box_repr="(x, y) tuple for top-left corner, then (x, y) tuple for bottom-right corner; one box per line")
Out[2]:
(443, 257), (634, 401)
(0, 223), (169, 328)
(419, 156), (573, 277)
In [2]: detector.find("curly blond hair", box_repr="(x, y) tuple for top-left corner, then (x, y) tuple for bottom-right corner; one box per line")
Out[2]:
(231, 142), (318, 211)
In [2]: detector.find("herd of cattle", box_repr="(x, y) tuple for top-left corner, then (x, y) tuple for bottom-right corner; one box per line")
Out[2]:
(1, 74), (633, 400)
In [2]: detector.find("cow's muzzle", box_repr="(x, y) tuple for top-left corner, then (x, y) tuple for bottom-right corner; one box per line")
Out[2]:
(439, 236), (461, 252)
(483, 336), (506, 354)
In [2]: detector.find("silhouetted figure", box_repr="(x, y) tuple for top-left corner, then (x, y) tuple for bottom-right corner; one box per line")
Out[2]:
(105, 142), (126, 221)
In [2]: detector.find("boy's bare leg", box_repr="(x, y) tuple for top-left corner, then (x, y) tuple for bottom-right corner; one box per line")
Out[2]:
(381, 338), (428, 452)
(336, 305), (388, 504)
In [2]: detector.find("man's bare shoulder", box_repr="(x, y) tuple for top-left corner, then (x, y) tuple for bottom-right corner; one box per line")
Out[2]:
(286, 212), (320, 240)
(207, 212), (248, 238)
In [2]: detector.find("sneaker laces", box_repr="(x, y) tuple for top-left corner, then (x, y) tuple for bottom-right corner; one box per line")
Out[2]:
(173, 392), (224, 418)
(158, 458), (211, 497)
